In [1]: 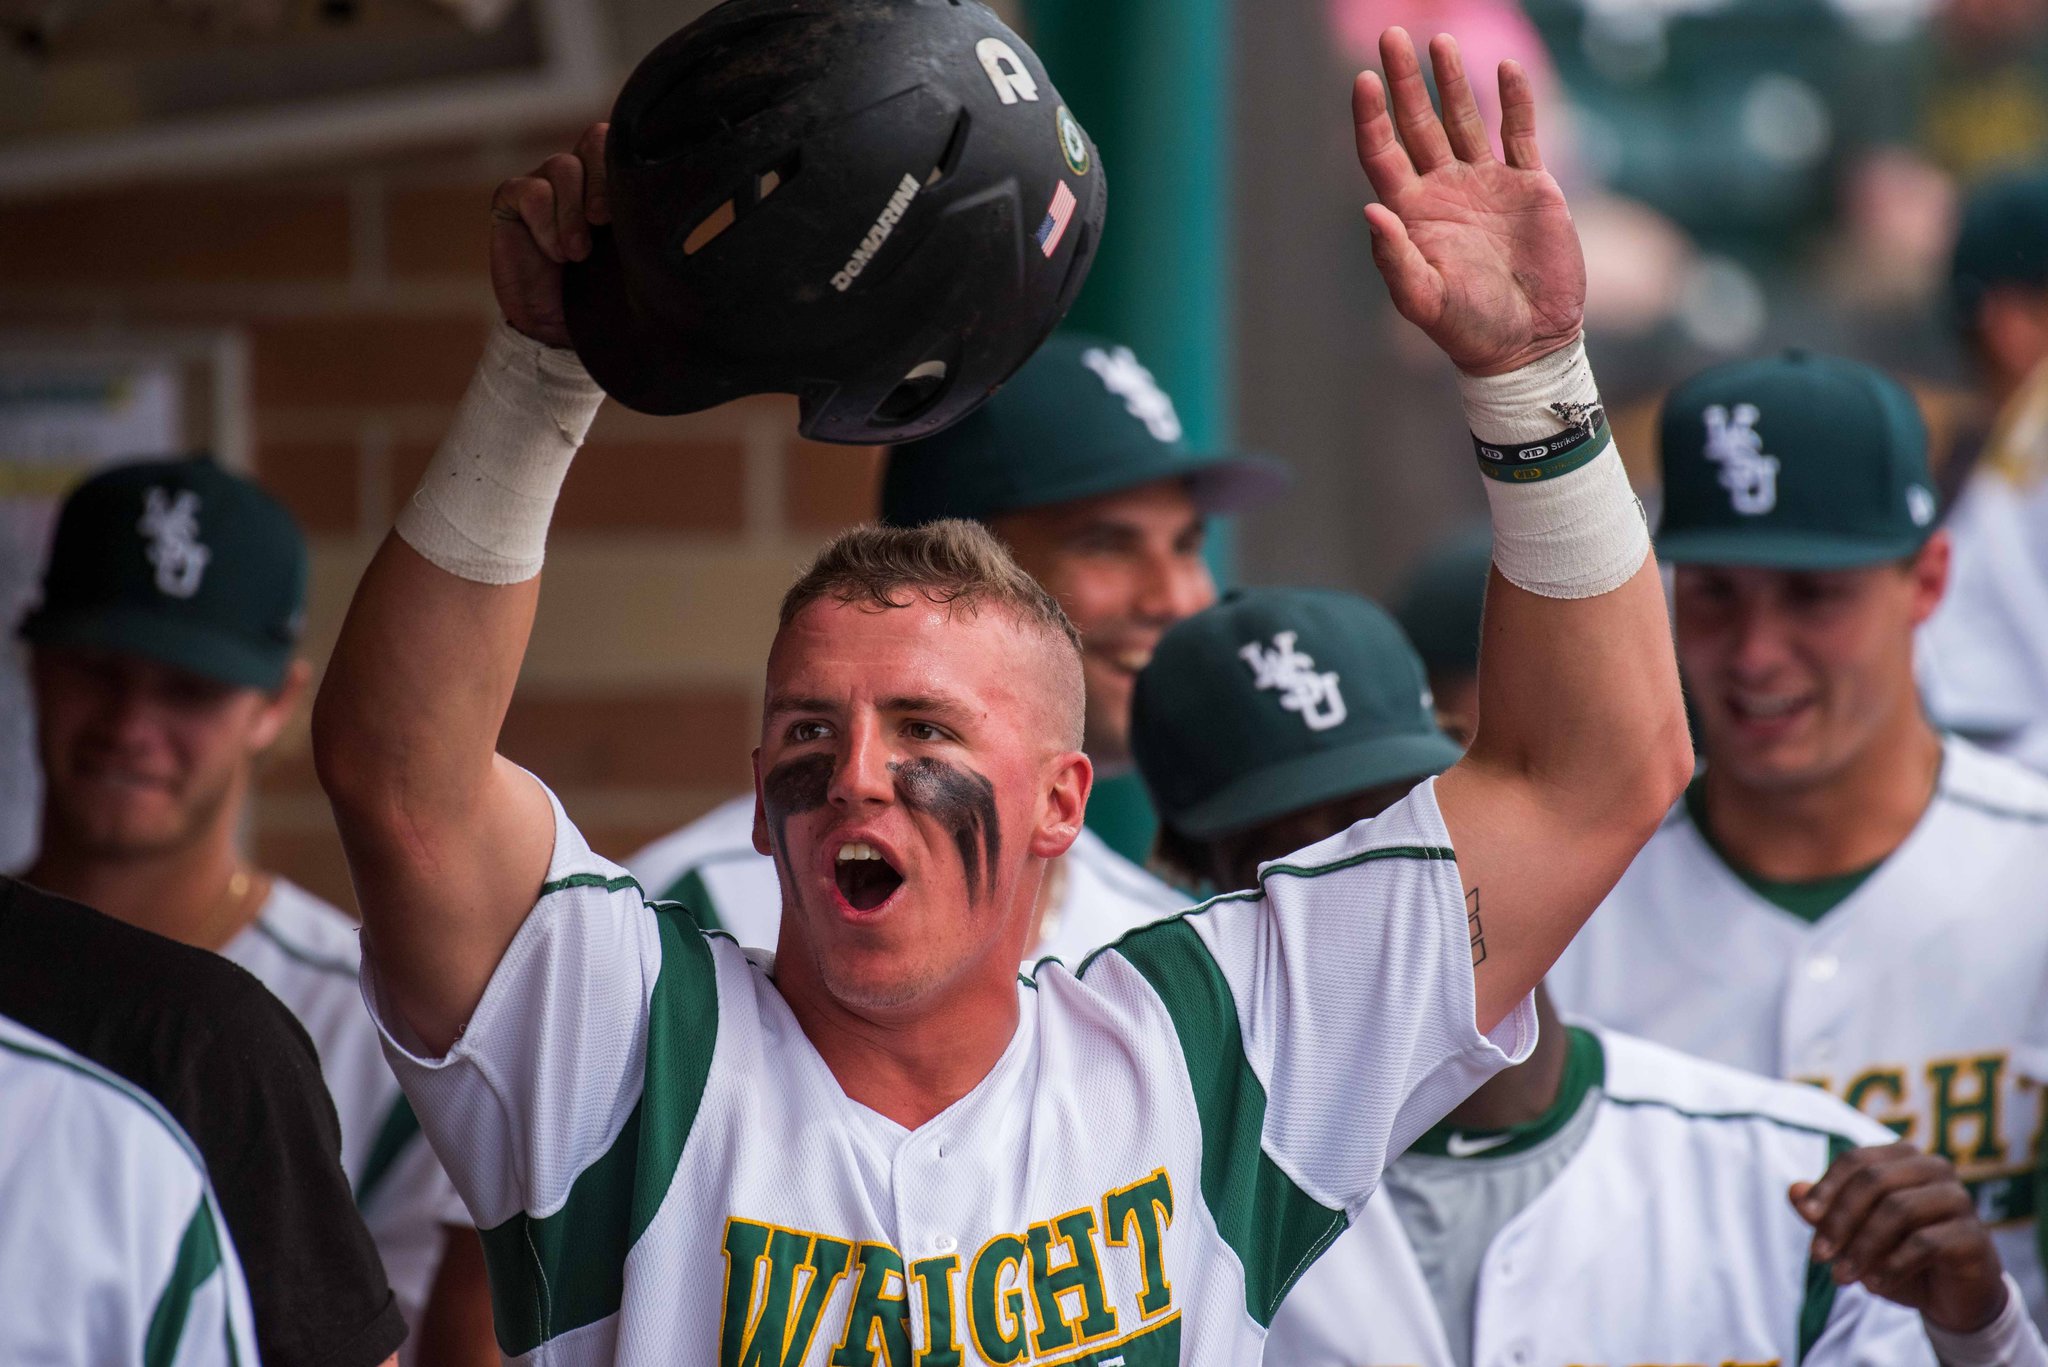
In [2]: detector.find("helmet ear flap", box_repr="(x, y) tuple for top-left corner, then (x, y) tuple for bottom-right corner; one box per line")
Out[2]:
(563, 0), (1105, 443)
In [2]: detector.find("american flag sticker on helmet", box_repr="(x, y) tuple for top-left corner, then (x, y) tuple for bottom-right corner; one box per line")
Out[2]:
(1036, 182), (1077, 258)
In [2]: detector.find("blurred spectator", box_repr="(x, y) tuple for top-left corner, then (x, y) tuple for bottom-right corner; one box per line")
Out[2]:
(1920, 166), (2048, 769)
(15, 455), (495, 1366)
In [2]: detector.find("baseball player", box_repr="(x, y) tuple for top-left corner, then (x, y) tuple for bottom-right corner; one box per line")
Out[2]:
(1131, 586), (2046, 1366)
(628, 329), (1285, 960)
(17, 456), (491, 1365)
(1548, 349), (2048, 1327)
(0, 1008), (262, 1367)
(1920, 168), (2048, 770)
(314, 28), (1690, 1361)
(1392, 521), (1492, 747)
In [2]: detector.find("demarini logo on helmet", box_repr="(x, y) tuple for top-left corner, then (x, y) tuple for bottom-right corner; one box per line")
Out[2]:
(1240, 631), (1347, 731)
(831, 173), (921, 293)
(1701, 402), (1779, 516)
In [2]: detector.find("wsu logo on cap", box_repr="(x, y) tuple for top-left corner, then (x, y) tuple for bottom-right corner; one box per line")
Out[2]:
(1081, 345), (1183, 444)
(137, 486), (210, 598)
(1240, 631), (1347, 731)
(1702, 403), (1780, 516)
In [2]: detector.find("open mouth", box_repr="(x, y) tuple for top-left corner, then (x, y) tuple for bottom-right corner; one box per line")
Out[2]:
(834, 841), (904, 912)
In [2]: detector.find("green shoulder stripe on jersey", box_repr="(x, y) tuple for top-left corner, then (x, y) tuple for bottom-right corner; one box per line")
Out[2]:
(251, 915), (354, 978)
(540, 871), (643, 897)
(478, 900), (719, 1357)
(354, 1095), (423, 1210)
(144, 1193), (229, 1367)
(1799, 1133), (1857, 1363)
(661, 866), (726, 935)
(1075, 842), (1456, 981)
(1114, 916), (1346, 1327)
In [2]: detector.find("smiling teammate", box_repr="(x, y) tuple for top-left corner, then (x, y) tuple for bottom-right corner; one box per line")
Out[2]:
(628, 329), (1285, 960)
(1550, 350), (2048, 1326)
(1127, 586), (2045, 1365)
(17, 457), (491, 1366)
(313, 29), (1690, 1361)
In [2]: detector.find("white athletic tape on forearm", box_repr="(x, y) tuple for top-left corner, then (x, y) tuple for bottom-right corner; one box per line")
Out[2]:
(394, 322), (604, 585)
(1923, 1275), (2047, 1367)
(1459, 337), (1650, 600)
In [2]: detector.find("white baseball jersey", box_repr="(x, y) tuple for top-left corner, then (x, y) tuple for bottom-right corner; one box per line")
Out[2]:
(1550, 735), (2048, 1324)
(225, 877), (469, 1349)
(627, 792), (1189, 964)
(368, 775), (1533, 1365)
(1267, 1024), (1934, 1367)
(0, 1011), (261, 1367)
(1922, 363), (2048, 772)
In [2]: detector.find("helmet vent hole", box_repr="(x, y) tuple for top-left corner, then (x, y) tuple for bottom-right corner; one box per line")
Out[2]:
(682, 199), (737, 255)
(873, 360), (951, 425)
(928, 110), (972, 187)
(754, 150), (801, 204)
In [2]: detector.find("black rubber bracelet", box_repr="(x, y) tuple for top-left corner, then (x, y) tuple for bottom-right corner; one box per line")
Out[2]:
(1473, 415), (1612, 483)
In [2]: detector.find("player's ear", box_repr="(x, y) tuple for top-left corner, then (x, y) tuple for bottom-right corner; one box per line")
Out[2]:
(1028, 749), (1093, 860)
(1906, 530), (1951, 626)
(750, 748), (772, 856)
(249, 658), (314, 754)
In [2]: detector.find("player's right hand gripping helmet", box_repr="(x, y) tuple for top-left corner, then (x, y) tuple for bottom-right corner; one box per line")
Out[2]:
(563, 0), (1107, 445)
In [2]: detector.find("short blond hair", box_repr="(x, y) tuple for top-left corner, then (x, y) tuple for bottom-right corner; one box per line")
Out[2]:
(779, 520), (1085, 747)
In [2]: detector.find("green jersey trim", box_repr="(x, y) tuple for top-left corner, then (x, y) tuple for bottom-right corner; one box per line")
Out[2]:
(1682, 781), (1881, 925)
(1073, 843), (1457, 981)
(353, 1094), (423, 1210)
(1409, 1027), (1604, 1159)
(477, 896), (720, 1357)
(250, 915), (355, 979)
(144, 1193), (232, 1367)
(1114, 916), (1347, 1328)
(0, 1032), (238, 1366)
(1798, 1134), (1857, 1363)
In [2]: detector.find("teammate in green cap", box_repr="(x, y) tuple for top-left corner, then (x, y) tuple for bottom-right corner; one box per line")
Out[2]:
(1392, 521), (1493, 748)
(14, 455), (495, 1366)
(1132, 586), (2040, 1367)
(628, 330), (1289, 963)
(1548, 350), (2048, 1329)
(1922, 167), (2048, 771)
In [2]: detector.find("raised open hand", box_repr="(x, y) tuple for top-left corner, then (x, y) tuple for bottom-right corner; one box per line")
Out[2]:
(1354, 30), (1584, 377)
(489, 122), (609, 348)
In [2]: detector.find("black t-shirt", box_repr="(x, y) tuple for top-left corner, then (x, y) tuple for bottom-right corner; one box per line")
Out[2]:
(0, 876), (407, 1367)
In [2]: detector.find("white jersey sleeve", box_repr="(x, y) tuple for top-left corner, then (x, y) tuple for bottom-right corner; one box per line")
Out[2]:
(363, 778), (721, 1349)
(1085, 776), (1535, 1224)
(0, 1013), (260, 1367)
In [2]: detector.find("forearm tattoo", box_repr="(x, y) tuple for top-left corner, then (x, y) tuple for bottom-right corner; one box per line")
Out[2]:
(1467, 886), (1488, 967)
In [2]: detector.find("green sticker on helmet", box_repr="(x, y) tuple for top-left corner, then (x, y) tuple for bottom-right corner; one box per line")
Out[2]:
(1057, 105), (1090, 176)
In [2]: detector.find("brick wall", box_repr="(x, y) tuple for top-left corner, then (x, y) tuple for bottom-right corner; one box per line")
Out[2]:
(0, 140), (880, 910)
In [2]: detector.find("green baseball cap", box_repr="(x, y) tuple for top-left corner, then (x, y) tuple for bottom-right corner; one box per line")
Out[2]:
(1393, 522), (1492, 679)
(1950, 167), (2048, 328)
(879, 331), (1289, 526)
(1656, 350), (1938, 570)
(20, 455), (308, 690)
(1130, 587), (1463, 840)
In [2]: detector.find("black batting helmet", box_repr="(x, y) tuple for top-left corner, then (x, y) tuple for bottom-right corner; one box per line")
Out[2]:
(563, 0), (1107, 444)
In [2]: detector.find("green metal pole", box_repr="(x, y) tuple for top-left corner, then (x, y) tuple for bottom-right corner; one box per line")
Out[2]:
(1026, 0), (1235, 872)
